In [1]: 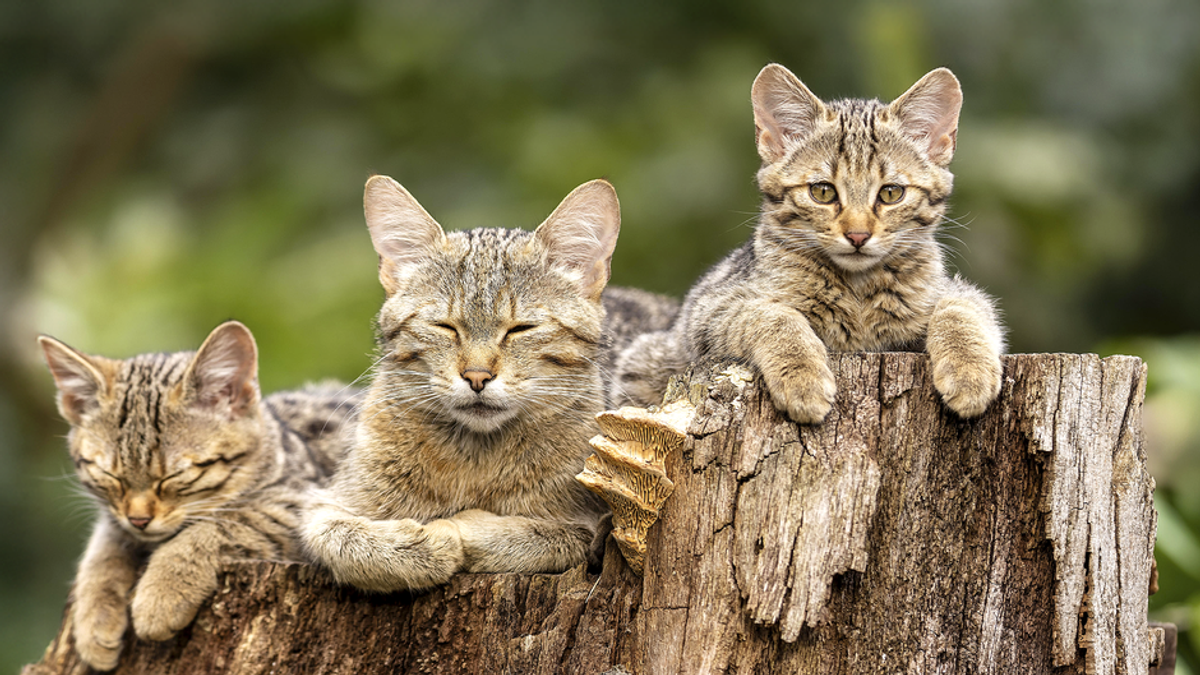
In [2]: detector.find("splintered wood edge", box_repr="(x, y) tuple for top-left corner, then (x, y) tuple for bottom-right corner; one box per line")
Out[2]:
(577, 399), (696, 575)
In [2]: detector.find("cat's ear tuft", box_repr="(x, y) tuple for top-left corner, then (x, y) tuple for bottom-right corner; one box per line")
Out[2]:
(534, 179), (621, 302)
(186, 321), (260, 419)
(38, 336), (111, 425)
(888, 68), (962, 167)
(751, 64), (827, 164)
(363, 175), (446, 296)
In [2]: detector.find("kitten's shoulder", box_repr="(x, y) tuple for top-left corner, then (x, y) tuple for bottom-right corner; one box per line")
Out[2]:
(264, 382), (361, 473)
(602, 286), (679, 348)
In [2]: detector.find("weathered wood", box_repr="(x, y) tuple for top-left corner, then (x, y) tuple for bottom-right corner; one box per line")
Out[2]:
(24, 353), (1160, 675)
(23, 542), (643, 675)
(1148, 622), (1177, 675)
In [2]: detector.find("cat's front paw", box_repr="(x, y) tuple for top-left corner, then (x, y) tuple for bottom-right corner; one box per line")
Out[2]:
(931, 348), (1002, 418)
(129, 571), (208, 642)
(307, 512), (465, 592)
(72, 587), (129, 671)
(760, 357), (837, 425)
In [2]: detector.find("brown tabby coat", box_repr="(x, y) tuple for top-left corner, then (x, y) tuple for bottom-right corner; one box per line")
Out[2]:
(39, 322), (358, 671)
(616, 64), (1004, 421)
(599, 286), (680, 407)
(301, 176), (620, 592)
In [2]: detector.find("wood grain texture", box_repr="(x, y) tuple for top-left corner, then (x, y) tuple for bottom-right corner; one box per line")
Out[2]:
(25, 353), (1158, 675)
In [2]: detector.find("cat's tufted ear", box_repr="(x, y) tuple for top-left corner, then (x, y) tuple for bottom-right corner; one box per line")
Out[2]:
(364, 175), (446, 296)
(888, 68), (963, 168)
(534, 179), (621, 302)
(751, 64), (827, 164)
(38, 336), (112, 426)
(184, 321), (260, 419)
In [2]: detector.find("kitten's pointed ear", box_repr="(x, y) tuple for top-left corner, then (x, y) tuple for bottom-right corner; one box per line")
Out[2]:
(888, 68), (963, 167)
(751, 64), (827, 164)
(364, 175), (446, 296)
(185, 321), (259, 419)
(38, 336), (111, 425)
(534, 179), (621, 302)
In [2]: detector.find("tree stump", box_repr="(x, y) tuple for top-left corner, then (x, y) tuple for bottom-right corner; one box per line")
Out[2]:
(24, 353), (1162, 675)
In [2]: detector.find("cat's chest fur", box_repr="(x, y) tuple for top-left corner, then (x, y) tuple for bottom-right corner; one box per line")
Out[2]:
(348, 403), (596, 521)
(761, 244), (941, 352)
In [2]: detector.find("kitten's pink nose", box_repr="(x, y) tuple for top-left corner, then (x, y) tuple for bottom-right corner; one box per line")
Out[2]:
(845, 232), (871, 248)
(127, 516), (151, 530)
(462, 369), (494, 392)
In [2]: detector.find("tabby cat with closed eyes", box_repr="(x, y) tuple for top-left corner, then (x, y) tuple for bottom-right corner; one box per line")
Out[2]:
(616, 64), (1005, 422)
(300, 176), (624, 592)
(39, 321), (358, 671)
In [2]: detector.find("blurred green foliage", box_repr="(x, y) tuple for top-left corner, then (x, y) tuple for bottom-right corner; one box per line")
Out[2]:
(2, 0), (1199, 670)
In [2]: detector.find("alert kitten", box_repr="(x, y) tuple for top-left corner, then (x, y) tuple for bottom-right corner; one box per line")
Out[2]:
(39, 322), (359, 671)
(301, 176), (619, 592)
(616, 64), (1004, 421)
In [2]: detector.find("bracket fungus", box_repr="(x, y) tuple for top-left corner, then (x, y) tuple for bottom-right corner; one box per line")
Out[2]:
(576, 400), (695, 574)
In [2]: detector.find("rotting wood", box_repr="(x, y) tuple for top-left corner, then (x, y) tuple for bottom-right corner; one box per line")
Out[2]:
(24, 353), (1162, 675)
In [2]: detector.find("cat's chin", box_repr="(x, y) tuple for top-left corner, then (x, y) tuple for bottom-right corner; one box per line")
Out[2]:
(116, 522), (176, 544)
(449, 403), (520, 434)
(829, 250), (885, 273)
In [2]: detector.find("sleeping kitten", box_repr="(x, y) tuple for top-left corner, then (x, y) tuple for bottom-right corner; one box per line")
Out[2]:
(39, 322), (358, 671)
(301, 176), (619, 592)
(616, 64), (1004, 421)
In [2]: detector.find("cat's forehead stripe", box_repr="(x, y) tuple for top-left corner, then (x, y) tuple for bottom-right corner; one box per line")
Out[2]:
(829, 99), (886, 177)
(114, 352), (189, 467)
(452, 228), (534, 325)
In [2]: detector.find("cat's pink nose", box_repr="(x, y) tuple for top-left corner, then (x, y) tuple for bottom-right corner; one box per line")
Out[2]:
(845, 232), (871, 248)
(462, 369), (494, 392)
(127, 516), (151, 530)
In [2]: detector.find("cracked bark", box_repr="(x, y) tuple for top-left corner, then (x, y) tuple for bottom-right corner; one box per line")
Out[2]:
(24, 353), (1160, 675)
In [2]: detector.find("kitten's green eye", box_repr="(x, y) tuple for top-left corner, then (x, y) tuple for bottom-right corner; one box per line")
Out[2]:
(809, 183), (838, 204)
(878, 185), (905, 204)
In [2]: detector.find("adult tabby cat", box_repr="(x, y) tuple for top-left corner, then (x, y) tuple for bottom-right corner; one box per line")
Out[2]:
(39, 321), (358, 671)
(616, 64), (1004, 422)
(300, 176), (619, 592)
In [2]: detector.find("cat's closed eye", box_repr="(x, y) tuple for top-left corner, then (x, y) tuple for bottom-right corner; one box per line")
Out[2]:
(504, 324), (537, 339)
(81, 463), (125, 497)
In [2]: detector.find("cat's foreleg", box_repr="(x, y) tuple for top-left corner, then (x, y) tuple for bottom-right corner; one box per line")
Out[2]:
(709, 298), (835, 424)
(129, 520), (268, 641)
(71, 517), (139, 671)
(446, 509), (595, 574)
(926, 275), (1005, 418)
(301, 501), (464, 592)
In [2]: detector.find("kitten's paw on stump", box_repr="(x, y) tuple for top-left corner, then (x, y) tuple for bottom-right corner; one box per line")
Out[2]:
(763, 362), (837, 425)
(72, 598), (127, 671)
(74, 637), (122, 672)
(129, 579), (201, 642)
(932, 351), (1001, 418)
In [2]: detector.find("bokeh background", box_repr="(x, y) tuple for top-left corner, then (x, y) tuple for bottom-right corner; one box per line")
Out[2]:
(3, 0), (1200, 670)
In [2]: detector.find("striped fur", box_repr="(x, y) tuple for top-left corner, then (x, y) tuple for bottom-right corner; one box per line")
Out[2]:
(615, 65), (1004, 421)
(39, 322), (359, 671)
(599, 286), (680, 407)
(301, 176), (619, 593)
